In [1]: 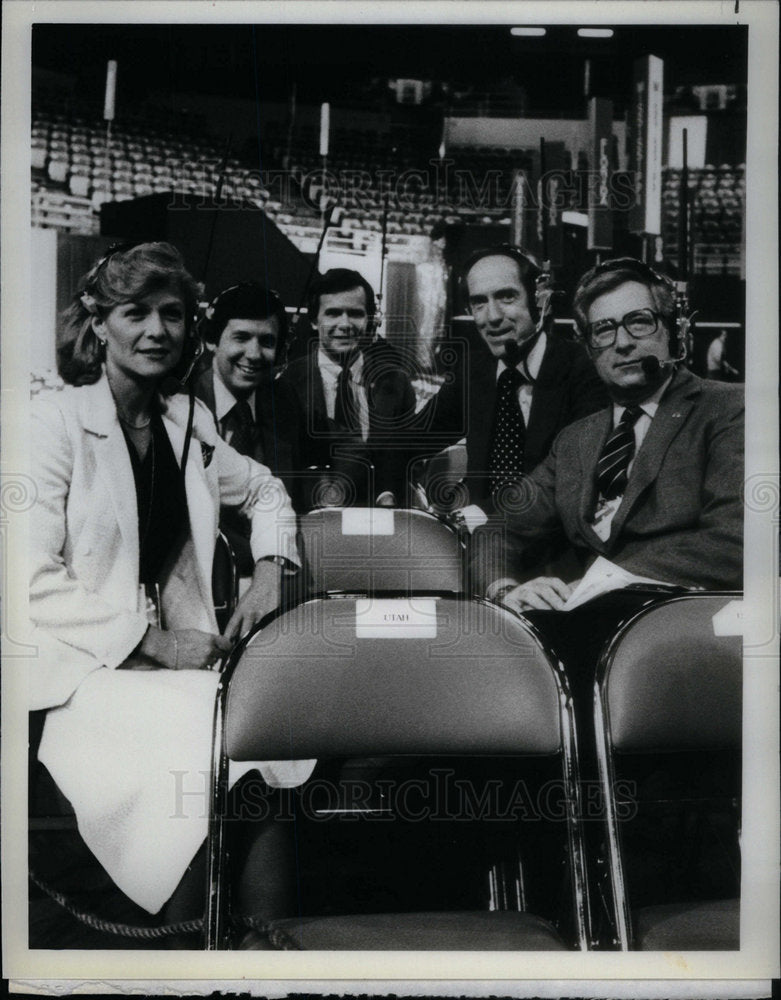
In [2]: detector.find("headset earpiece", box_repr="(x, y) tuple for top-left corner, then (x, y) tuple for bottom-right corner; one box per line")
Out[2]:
(588, 257), (689, 362)
(461, 243), (546, 327)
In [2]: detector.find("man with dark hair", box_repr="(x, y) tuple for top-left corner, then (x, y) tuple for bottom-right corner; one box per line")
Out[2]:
(195, 282), (301, 570)
(279, 267), (418, 508)
(480, 256), (744, 611)
(418, 245), (607, 522)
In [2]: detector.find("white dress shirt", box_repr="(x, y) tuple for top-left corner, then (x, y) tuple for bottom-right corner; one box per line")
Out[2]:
(318, 348), (370, 442)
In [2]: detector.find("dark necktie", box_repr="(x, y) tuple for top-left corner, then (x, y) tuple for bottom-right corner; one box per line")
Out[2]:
(334, 362), (358, 433)
(488, 366), (526, 495)
(596, 406), (644, 500)
(226, 399), (255, 457)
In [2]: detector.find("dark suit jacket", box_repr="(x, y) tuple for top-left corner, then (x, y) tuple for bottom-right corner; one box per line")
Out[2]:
(485, 368), (744, 591)
(194, 364), (302, 568)
(419, 333), (608, 508)
(278, 341), (418, 508)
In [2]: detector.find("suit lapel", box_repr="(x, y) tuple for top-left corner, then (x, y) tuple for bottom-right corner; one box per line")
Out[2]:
(609, 370), (699, 541)
(469, 362), (498, 470)
(305, 353), (328, 428)
(79, 379), (139, 573)
(161, 394), (217, 613)
(526, 338), (563, 463)
(578, 407), (614, 550)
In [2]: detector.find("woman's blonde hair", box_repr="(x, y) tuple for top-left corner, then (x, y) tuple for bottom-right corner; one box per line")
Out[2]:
(58, 242), (200, 386)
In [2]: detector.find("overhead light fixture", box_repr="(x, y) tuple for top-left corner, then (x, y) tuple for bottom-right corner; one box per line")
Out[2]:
(577, 28), (614, 38)
(511, 27), (547, 37)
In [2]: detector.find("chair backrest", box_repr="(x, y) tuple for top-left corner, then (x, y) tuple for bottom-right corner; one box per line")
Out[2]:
(299, 508), (464, 595)
(224, 596), (562, 761)
(594, 593), (743, 949)
(600, 593), (742, 753)
(421, 443), (469, 513)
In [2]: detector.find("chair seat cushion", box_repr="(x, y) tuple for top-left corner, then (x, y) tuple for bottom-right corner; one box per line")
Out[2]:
(634, 898), (740, 950)
(267, 910), (569, 950)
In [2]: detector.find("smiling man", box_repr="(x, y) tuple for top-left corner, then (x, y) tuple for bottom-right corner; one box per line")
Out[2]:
(418, 245), (606, 517)
(195, 282), (300, 570)
(480, 257), (745, 612)
(279, 268), (417, 508)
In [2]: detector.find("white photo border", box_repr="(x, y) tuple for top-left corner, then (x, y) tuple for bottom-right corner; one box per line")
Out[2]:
(2, 0), (778, 993)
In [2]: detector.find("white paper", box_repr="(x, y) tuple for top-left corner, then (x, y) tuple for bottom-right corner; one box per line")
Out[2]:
(355, 597), (438, 638)
(712, 599), (746, 636)
(562, 556), (669, 610)
(341, 507), (395, 535)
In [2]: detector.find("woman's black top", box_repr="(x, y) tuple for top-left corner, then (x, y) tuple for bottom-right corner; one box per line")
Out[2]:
(122, 410), (189, 588)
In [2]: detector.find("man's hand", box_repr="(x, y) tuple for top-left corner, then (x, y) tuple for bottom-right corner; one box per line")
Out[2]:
(224, 558), (283, 642)
(497, 576), (574, 613)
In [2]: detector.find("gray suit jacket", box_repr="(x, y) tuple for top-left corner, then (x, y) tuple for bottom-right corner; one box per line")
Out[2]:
(490, 367), (744, 590)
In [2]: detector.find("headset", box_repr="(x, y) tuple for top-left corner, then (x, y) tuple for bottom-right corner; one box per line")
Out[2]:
(574, 256), (693, 365)
(83, 241), (204, 388)
(460, 243), (558, 373)
(199, 281), (289, 366)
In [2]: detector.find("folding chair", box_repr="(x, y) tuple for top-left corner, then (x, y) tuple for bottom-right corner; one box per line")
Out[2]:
(412, 443), (469, 516)
(299, 507), (465, 595)
(593, 592), (742, 950)
(205, 595), (590, 950)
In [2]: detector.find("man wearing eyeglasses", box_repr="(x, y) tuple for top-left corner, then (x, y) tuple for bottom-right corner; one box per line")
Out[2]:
(481, 257), (744, 613)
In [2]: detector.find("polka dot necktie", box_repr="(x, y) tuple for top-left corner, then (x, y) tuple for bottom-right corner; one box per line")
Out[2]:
(596, 405), (644, 500)
(489, 366), (527, 495)
(226, 399), (255, 457)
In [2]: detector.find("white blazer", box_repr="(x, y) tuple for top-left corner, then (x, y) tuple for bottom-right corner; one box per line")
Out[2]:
(29, 374), (299, 711)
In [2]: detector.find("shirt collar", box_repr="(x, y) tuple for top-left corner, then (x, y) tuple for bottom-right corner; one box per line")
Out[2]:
(318, 347), (364, 383)
(212, 367), (257, 422)
(495, 331), (547, 383)
(612, 372), (673, 424)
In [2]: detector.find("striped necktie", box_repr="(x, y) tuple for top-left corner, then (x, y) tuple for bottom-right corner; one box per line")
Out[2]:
(596, 406), (644, 500)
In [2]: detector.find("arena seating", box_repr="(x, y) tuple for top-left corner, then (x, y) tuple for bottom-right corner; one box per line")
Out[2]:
(31, 96), (745, 276)
(661, 165), (744, 276)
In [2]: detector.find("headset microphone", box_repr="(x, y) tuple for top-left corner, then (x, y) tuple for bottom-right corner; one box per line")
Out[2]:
(640, 355), (679, 378)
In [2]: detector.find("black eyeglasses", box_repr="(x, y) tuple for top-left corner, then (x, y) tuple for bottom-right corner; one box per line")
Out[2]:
(585, 308), (665, 349)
